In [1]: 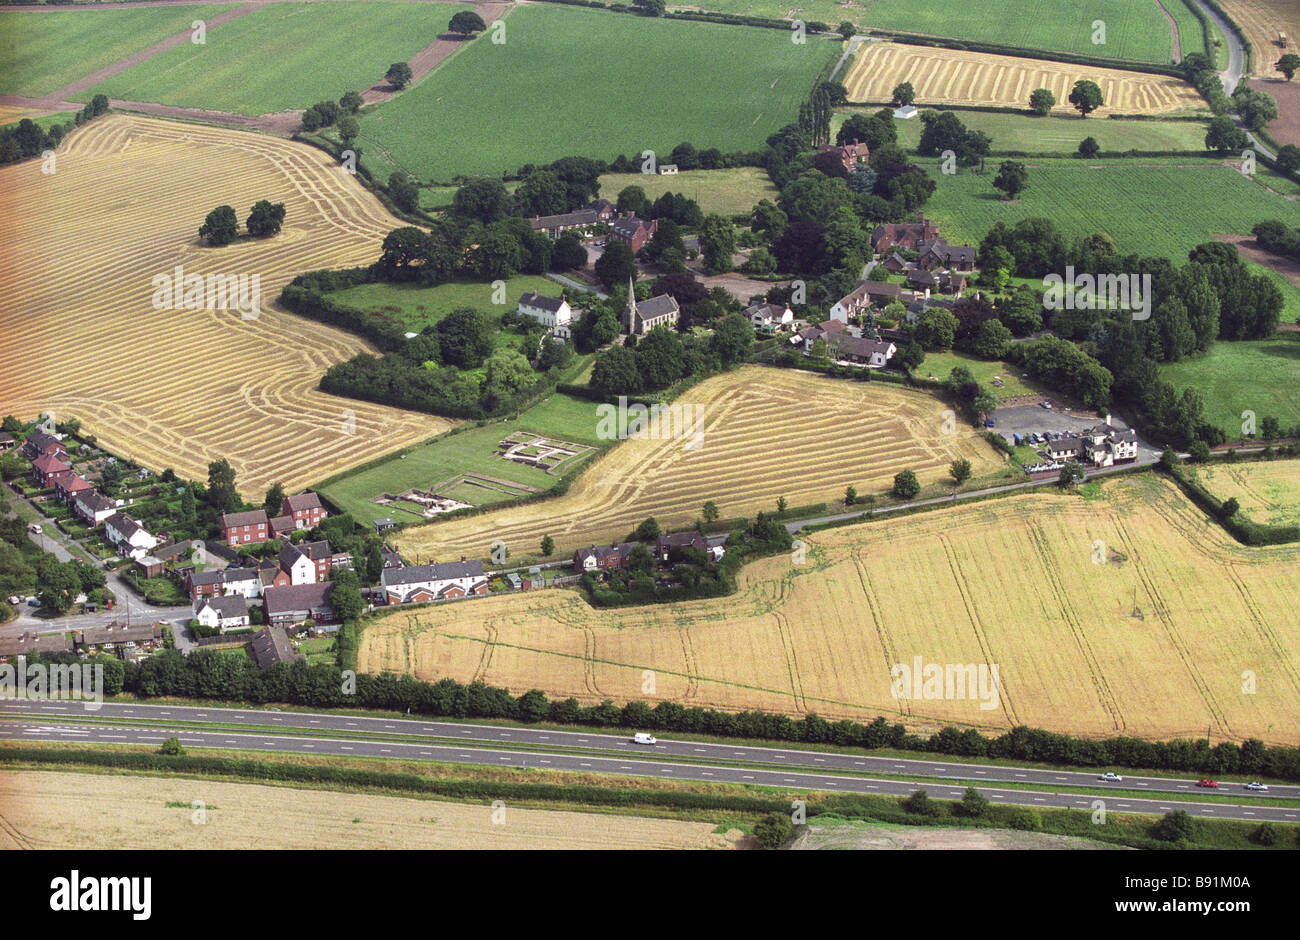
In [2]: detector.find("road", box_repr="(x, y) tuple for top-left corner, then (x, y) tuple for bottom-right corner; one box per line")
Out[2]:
(1190, 0), (1277, 159)
(0, 701), (1293, 822)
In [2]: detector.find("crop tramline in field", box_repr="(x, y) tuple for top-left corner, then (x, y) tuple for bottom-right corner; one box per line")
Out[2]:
(843, 43), (1204, 114)
(361, 476), (1300, 745)
(394, 368), (1005, 562)
(0, 115), (447, 496)
(1217, 0), (1300, 76)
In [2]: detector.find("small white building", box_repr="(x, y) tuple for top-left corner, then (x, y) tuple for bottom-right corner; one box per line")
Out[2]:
(195, 595), (250, 632)
(658, 164), (679, 175)
(102, 512), (158, 560)
(893, 105), (919, 120)
(517, 292), (573, 339)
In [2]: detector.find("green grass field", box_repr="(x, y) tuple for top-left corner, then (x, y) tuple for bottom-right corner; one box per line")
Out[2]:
(1159, 331), (1300, 434)
(687, 0), (1178, 63)
(358, 4), (838, 181)
(916, 350), (1047, 401)
(316, 391), (606, 525)
(598, 168), (779, 217)
(0, 6), (236, 98)
(79, 2), (470, 115)
(325, 274), (564, 336)
(865, 110), (1214, 154)
(920, 157), (1300, 261)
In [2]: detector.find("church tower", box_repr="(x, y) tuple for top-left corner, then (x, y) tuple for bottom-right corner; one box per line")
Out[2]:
(623, 275), (638, 334)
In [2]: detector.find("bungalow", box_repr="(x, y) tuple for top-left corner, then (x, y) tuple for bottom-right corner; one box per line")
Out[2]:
(249, 625), (306, 669)
(103, 512), (158, 559)
(870, 213), (940, 253)
(744, 301), (795, 333)
(657, 164), (679, 175)
(74, 490), (117, 526)
(21, 428), (66, 462)
(574, 542), (637, 573)
(655, 531), (708, 562)
(517, 292), (574, 338)
(380, 559), (489, 605)
(530, 208), (600, 239)
(31, 452), (73, 488)
(792, 318), (850, 352)
(608, 215), (658, 254)
(281, 492), (327, 530)
(195, 594), (250, 632)
(55, 473), (93, 502)
(833, 336), (897, 368)
(221, 509), (269, 546)
(263, 581), (336, 628)
(78, 621), (162, 652)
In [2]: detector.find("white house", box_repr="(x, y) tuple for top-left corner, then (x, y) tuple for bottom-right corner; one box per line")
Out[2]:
(277, 542), (317, 585)
(195, 595), (250, 632)
(74, 490), (117, 526)
(103, 512), (158, 560)
(517, 292), (573, 339)
(381, 560), (489, 605)
(744, 301), (795, 333)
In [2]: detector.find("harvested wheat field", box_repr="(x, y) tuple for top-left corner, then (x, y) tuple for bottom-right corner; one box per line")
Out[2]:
(0, 770), (739, 850)
(363, 475), (1300, 746)
(843, 42), (1204, 114)
(1191, 458), (1300, 527)
(1218, 0), (1300, 76)
(0, 114), (447, 496)
(395, 367), (1005, 560)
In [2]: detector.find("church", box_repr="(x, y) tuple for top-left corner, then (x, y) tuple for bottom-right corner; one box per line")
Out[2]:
(622, 276), (680, 335)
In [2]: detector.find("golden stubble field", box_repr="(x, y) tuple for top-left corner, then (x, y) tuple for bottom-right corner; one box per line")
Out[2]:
(1191, 458), (1300, 527)
(395, 367), (1005, 561)
(1218, 0), (1300, 76)
(0, 770), (739, 850)
(0, 115), (448, 496)
(363, 475), (1300, 746)
(844, 42), (1205, 114)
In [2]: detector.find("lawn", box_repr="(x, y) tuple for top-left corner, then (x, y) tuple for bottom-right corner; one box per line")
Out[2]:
(597, 168), (779, 217)
(685, 0), (1178, 63)
(916, 350), (1048, 401)
(78, 2), (470, 115)
(325, 275), (564, 334)
(316, 390), (606, 526)
(1159, 331), (1300, 435)
(865, 110), (1214, 155)
(0, 5), (236, 98)
(358, 4), (839, 181)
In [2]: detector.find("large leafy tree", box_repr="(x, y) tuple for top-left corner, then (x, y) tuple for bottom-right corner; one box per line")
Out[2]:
(198, 205), (238, 246)
(1068, 79), (1104, 116)
(385, 61), (413, 90)
(448, 10), (487, 34)
(245, 200), (286, 238)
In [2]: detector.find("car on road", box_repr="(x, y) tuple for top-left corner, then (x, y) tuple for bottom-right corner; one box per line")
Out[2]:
(1099, 772), (1123, 782)
(632, 732), (657, 745)
(29, 524), (41, 533)
(1197, 779), (1219, 788)
(1244, 782), (1269, 792)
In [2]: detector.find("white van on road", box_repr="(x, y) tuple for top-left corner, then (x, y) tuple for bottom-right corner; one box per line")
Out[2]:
(632, 733), (657, 745)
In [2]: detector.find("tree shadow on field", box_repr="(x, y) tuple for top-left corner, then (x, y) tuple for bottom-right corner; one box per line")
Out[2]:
(1258, 334), (1300, 359)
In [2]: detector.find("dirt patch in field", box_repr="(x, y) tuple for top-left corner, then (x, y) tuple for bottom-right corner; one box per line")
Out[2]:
(0, 770), (742, 850)
(1214, 233), (1300, 289)
(1250, 77), (1300, 149)
(791, 821), (1126, 850)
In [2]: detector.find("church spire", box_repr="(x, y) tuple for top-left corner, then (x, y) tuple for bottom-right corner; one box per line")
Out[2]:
(624, 274), (637, 334)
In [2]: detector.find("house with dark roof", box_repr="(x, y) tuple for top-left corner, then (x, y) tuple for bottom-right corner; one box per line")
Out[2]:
(195, 594), (250, 632)
(55, 473), (93, 502)
(744, 301), (795, 333)
(655, 531), (708, 562)
(31, 452), (73, 488)
(622, 279), (680, 335)
(103, 512), (158, 559)
(74, 490), (117, 526)
(917, 238), (977, 272)
(21, 428), (66, 461)
(281, 492), (327, 530)
(185, 566), (262, 603)
(517, 291), (573, 338)
(870, 213), (941, 253)
(573, 542), (637, 573)
(268, 514), (297, 539)
(221, 509), (269, 546)
(249, 625), (305, 669)
(608, 215), (658, 253)
(586, 198), (616, 222)
(263, 581), (336, 628)
(0, 432), (15, 453)
(530, 208), (600, 238)
(817, 140), (870, 174)
(380, 560), (488, 605)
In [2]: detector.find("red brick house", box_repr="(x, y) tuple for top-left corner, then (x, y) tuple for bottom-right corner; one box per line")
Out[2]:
(221, 509), (269, 546)
(281, 492), (327, 531)
(31, 453), (73, 488)
(55, 473), (93, 502)
(655, 531), (708, 562)
(574, 542), (637, 573)
(871, 213), (941, 253)
(268, 514), (296, 539)
(21, 429), (66, 462)
(817, 140), (870, 174)
(608, 215), (658, 254)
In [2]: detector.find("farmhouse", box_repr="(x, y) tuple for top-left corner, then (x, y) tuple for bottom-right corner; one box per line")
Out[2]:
(574, 542), (636, 572)
(103, 512), (158, 559)
(249, 626), (305, 669)
(623, 281), (680, 335)
(517, 291), (574, 338)
(31, 452), (73, 488)
(74, 490), (117, 525)
(744, 301), (795, 333)
(21, 428), (66, 461)
(530, 208), (600, 238)
(221, 509), (269, 546)
(281, 492), (327, 530)
(608, 215), (658, 253)
(871, 213), (941, 253)
(194, 594), (250, 632)
(817, 140), (870, 173)
(263, 581), (336, 628)
(381, 559), (489, 604)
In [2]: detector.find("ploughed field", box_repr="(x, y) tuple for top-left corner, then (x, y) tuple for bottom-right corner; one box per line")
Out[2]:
(393, 367), (1005, 561)
(362, 475), (1300, 746)
(843, 42), (1205, 114)
(0, 115), (446, 496)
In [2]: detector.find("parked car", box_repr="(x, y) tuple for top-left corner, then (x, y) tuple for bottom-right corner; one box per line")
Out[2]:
(29, 524), (41, 534)
(1099, 772), (1123, 782)
(632, 732), (657, 745)
(1197, 779), (1219, 788)
(1244, 782), (1269, 792)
